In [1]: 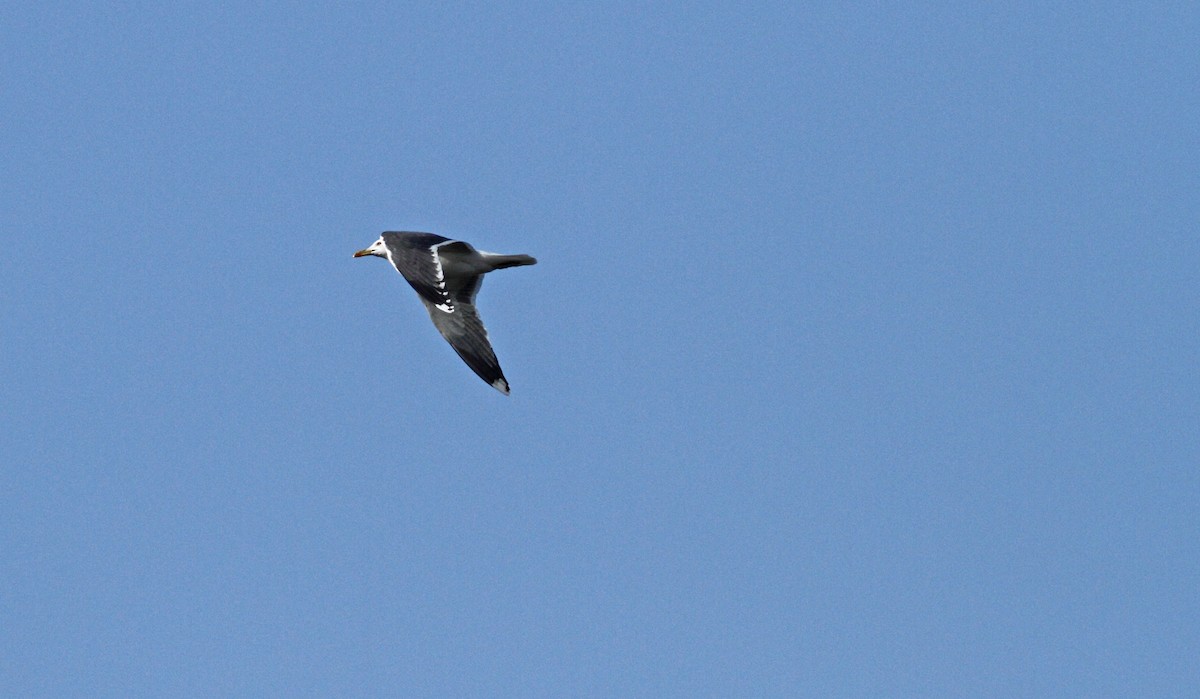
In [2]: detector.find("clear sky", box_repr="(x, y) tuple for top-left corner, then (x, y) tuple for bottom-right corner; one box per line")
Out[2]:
(2, 3), (1197, 696)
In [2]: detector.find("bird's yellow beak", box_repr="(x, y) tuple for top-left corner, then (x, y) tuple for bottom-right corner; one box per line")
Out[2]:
(353, 249), (373, 258)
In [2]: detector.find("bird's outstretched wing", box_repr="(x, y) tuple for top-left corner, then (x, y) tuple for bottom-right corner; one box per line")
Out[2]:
(381, 233), (473, 313)
(423, 298), (509, 395)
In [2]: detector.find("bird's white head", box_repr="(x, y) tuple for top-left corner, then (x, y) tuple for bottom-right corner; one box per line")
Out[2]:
(353, 237), (387, 258)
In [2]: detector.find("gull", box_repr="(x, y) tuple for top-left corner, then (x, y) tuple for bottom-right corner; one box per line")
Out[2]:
(354, 231), (537, 394)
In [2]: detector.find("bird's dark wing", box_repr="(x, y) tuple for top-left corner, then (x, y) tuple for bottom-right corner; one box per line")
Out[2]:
(424, 299), (509, 395)
(381, 233), (473, 313)
(457, 273), (484, 304)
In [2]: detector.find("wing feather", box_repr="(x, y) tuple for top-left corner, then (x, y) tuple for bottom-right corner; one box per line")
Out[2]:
(423, 298), (510, 394)
(381, 233), (462, 312)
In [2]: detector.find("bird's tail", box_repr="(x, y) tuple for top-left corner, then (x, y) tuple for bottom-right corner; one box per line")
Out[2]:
(483, 253), (538, 270)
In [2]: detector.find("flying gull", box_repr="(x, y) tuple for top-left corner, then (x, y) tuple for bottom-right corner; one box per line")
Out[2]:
(354, 231), (536, 394)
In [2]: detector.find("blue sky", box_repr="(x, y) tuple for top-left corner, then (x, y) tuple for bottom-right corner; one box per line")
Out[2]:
(2, 3), (1197, 696)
